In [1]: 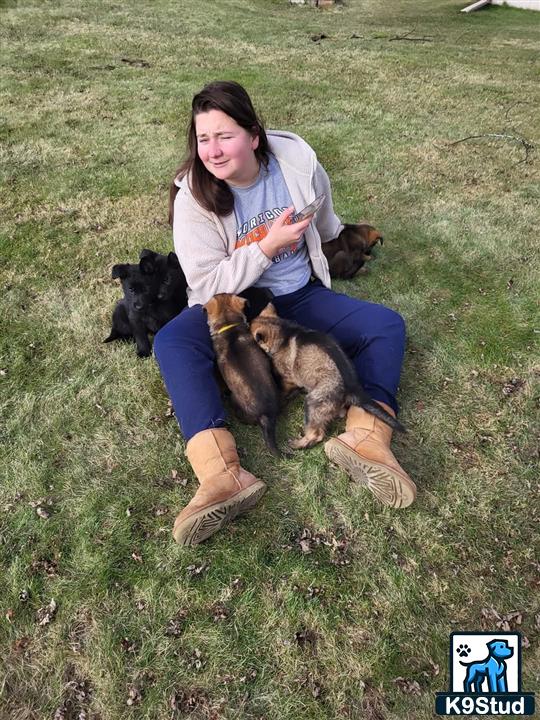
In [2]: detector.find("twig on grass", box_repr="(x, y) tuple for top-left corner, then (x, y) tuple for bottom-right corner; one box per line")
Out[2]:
(435, 132), (535, 165)
(389, 27), (434, 42)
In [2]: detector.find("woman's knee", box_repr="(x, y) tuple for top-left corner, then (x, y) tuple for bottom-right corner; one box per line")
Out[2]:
(351, 304), (406, 344)
(383, 307), (406, 342)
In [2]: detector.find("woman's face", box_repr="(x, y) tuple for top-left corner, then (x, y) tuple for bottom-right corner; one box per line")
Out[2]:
(195, 109), (260, 187)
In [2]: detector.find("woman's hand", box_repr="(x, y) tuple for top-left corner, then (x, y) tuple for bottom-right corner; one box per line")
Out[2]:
(259, 206), (313, 259)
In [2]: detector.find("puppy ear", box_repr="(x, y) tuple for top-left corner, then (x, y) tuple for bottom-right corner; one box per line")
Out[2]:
(139, 248), (157, 260)
(367, 228), (383, 247)
(259, 302), (278, 318)
(231, 295), (247, 315)
(167, 252), (180, 268)
(254, 331), (266, 344)
(139, 254), (156, 275)
(112, 264), (129, 280)
(203, 297), (218, 316)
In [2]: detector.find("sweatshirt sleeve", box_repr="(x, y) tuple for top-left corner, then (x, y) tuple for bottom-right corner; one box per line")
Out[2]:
(173, 192), (273, 306)
(313, 161), (344, 244)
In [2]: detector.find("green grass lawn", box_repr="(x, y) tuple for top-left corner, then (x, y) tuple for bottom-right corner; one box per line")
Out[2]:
(1, 0), (539, 718)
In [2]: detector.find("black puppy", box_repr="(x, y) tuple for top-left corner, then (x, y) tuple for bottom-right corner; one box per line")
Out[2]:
(104, 249), (187, 357)
(238, 286), (274, 322)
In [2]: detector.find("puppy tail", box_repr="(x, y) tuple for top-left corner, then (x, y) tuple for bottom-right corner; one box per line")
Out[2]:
(349, 395), (406, 433)
(260, 415), (281, 457)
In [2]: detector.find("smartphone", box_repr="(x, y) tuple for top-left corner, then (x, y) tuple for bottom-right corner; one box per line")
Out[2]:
(293, 193), (326, 222)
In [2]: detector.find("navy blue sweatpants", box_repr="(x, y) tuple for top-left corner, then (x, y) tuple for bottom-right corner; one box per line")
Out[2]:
(153, 280), (406, 442)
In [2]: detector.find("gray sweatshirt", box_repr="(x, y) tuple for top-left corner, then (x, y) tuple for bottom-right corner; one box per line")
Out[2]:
(172, 129), (344, 307)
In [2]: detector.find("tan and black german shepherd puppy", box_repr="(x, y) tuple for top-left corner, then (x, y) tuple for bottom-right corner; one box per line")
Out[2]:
(250, 304), (404, 449)
(322, 223), (383, 279)
(204, 293), (281, 456)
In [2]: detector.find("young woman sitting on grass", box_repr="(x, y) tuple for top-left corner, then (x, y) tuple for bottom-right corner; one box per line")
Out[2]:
(154, 80), (416, 546)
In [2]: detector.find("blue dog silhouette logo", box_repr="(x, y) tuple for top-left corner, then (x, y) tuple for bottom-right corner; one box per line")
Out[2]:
(459, 638), (513, 693)
(435, 632), (535, 715)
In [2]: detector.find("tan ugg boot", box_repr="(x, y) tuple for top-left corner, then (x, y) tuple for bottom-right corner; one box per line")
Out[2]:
(324, 403), (416, 509)
(173, 428), (267, 546)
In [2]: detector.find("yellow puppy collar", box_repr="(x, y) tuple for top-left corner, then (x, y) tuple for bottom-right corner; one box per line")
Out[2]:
(216, 323), (241, 334)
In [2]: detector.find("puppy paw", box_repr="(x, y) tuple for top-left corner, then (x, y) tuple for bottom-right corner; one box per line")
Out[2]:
(288, 437), (308, 450)
(288, 435), (318, 450)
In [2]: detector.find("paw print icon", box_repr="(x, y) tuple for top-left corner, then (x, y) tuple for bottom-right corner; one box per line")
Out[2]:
(456, 643), (471, 658)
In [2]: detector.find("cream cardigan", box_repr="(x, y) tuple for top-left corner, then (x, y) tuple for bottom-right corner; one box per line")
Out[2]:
(172, 130), (344, 307)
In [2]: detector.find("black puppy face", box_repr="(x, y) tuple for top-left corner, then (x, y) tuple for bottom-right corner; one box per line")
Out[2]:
(111, 250), (186, 314)
(112, 263), (161, 312)
(157, 254), (183, 301)
(138, 250), (183, 302)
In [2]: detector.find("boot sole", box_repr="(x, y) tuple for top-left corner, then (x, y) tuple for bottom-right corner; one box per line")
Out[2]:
(173, 481), (267, 546)
(324, 438), (416, 509)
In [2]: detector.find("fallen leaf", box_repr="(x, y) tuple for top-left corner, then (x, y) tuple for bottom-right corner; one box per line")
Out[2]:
(165, 609), (188, 637)
(121, 637), (137, 653)
(393, 677), (422, 695)
(186, 563), (209, 577)
(295, 628), (318, 649)
(36, 598), (57, 626)
(502, 377), (525, 396)
(12, 636), (31, 653)
(126, 685), (142, 706)
(299, 539), (312, 553)
(239, 669), (257, 683)
(31, 556), (58, 577)
(189, 648), (204, 671)
(306, 586), (324, 600)
(210, 603), (230, 622)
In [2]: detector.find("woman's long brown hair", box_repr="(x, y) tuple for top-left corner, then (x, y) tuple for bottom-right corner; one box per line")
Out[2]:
(169, 81), (271, 225)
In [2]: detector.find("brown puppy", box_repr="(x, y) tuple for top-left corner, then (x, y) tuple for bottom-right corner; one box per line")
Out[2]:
(322, 222), (383, 279)
(204, 293), (281, 456)
(250, 304), (404, 449)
